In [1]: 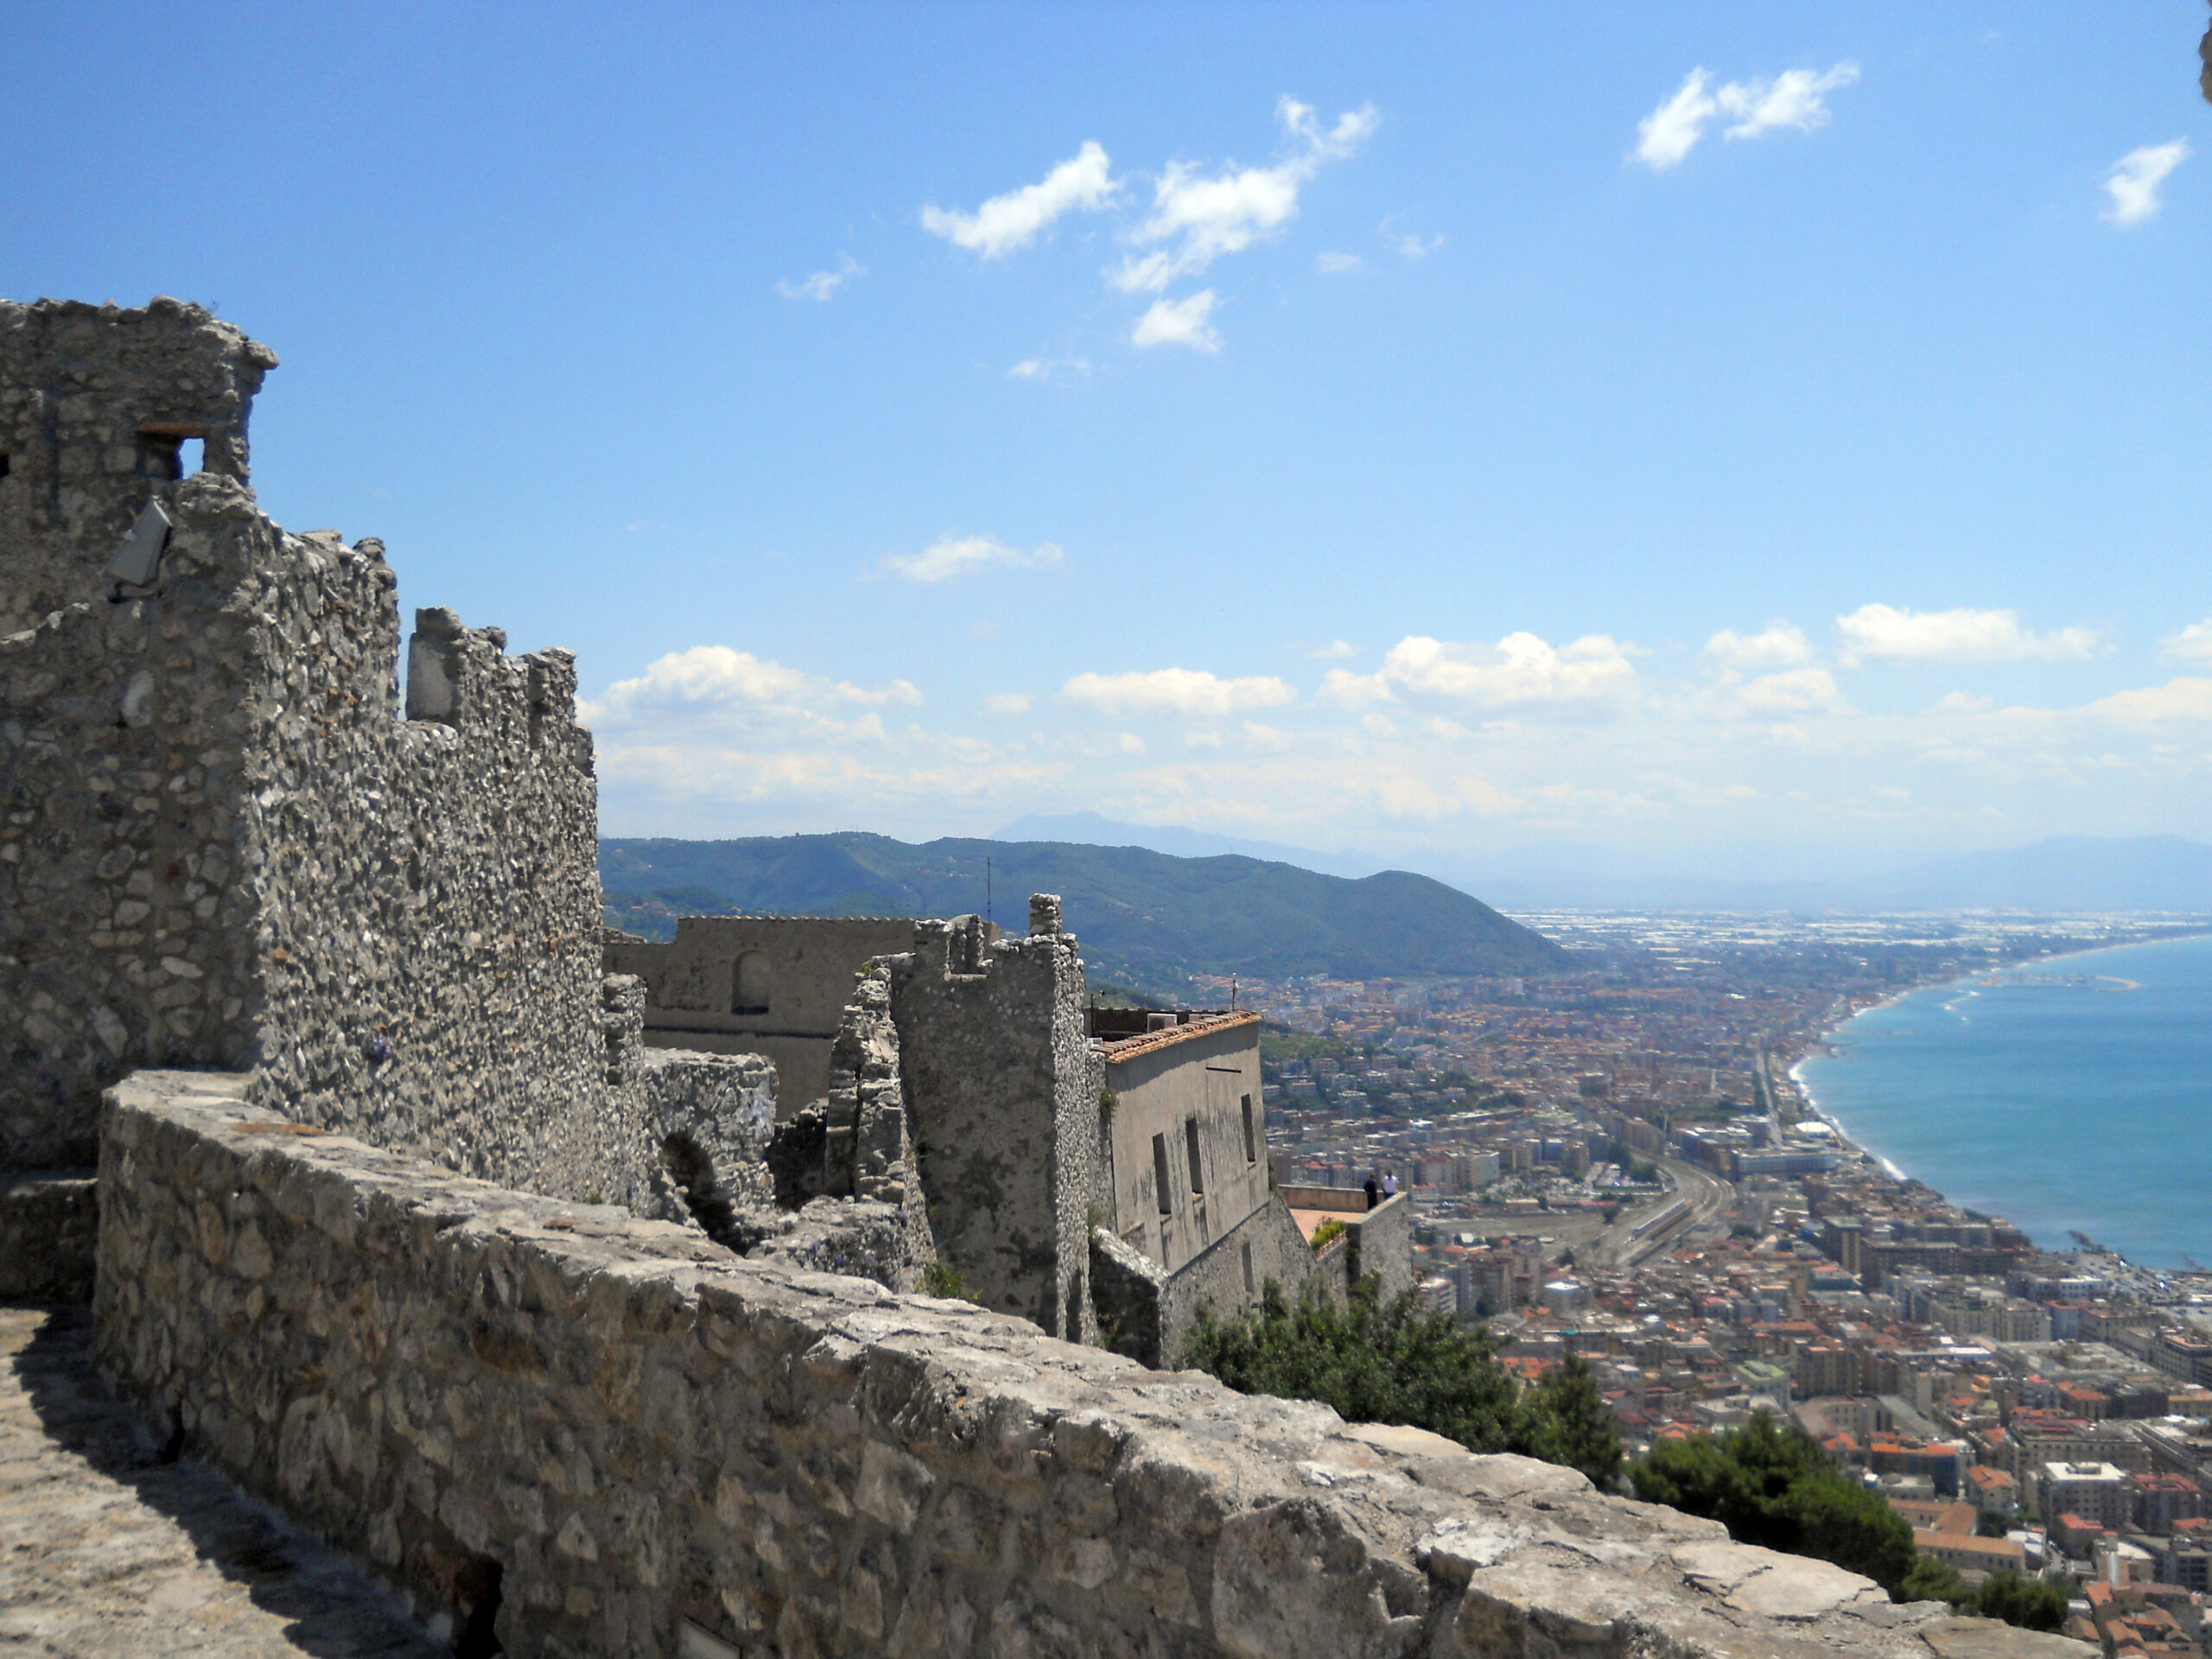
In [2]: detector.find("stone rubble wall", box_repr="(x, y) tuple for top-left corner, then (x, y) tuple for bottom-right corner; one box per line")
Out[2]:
(0, 296), (276, 638)
(635, 1046), (778, 1238)
(0, 1171), (98, 1300)
(3, 459), (647, 1204)
(3, 484), (284, 1166)
(888, 919), (1104, 1344)
(93, 1068), (2063, 1659)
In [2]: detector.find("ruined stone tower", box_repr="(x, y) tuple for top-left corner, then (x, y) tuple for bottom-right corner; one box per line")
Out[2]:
(0, 298), (645, 1200)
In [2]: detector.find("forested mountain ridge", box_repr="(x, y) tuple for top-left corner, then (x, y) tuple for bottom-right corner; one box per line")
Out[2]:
(601, 832), (1574, 986)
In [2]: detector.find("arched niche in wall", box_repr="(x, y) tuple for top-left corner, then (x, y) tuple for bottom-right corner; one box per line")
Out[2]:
(731, 949), (771, 1015)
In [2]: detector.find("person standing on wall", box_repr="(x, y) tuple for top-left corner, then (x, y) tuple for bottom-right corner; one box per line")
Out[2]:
(1383, 1171), (1400, 1198)
(1363, 1175), (1379, 1211)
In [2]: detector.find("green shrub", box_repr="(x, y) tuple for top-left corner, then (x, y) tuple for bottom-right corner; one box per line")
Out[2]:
(1180, 1281), (1621, 1489)
(1626, 1412), (1915, 1593)
(1309, 1217), (1347, 1251)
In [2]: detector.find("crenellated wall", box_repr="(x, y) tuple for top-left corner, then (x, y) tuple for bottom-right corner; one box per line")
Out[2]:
(0, 298), (645, 1208)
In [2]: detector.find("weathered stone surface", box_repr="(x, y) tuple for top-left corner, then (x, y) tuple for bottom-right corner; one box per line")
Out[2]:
(1920, 1617), (2097, 1656)
(98, 1070), (1986, 1659)
(0, 1303), (442, 1656)
(0, 1172), (97, 1301)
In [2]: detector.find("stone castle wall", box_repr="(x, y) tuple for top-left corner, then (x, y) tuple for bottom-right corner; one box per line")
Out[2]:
(1, 297), (646, 1208)
(888, 918), (1104, 1343)
(0, 296), (275, 637)
(94, 1070), (2040, 1659)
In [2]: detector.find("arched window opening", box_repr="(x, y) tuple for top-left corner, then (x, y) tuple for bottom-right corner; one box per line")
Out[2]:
(731, 950), (771, 1014)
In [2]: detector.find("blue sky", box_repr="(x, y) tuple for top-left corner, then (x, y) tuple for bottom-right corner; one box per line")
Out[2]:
(7, 4), (2209, 878)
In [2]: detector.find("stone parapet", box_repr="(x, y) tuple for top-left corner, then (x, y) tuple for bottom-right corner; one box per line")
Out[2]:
(0, 1170), (97, 1301)
(94, 1067), (2075, 1658)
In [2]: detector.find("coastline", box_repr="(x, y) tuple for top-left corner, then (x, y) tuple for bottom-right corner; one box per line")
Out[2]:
(1783, 930), (2212, 1271)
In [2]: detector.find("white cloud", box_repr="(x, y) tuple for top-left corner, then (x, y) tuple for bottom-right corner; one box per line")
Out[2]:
(1315, 251), (1364, 274)
(2087, 677), (2212, 722)
(2160, 620), (2212, 662)
(1704, 620), (1816, 674)
(1309, 639), (1356, 659)
(983, 692), (1032, 715)
(1717, 63), (1859, 141)
(1109, 97), (1378, 293)
(586, 646), (920, 734)
(921, 140), (1119, 258)
(2103, 140), (2190, 227)
(1634, 70), (1719, 171)
(1061, 667), (1297, 717)
(1322, 632), (1639, 708)
(1836, 603), (2100, 665)
(1633, 62), (1858, 172)
(1392, 232), (1446, 258)
(774, 254), (863, 302)
(881, 534), (1064, 583)
(1131, 291), (1221, 353)
(1731, 668), (1844, 714)
(1118, 733), (1147, 753)
(1007, 355), (1091, 382)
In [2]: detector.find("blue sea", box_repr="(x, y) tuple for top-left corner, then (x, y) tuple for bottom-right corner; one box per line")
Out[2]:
(1793, 931), (2212, 1269)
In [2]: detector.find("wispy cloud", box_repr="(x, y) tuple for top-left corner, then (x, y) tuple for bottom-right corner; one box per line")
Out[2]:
(1836, 604), (2100, 666)
(2161, 619), (2212, 662)
(1062, 667), (1296, 717)
(1704, 620), (1816, 676)
(880, 534), (1064, 584)
(983, 692), (1032, 715)
(1633, 62), (1859, 172)
(2103, 140), (2190, 227)
(1321, 632), (1639, 709)
(1309, 639), (1357, 659)
(1007, 356), (1091, 382)
(922, 140), (1119, 258)
(1315, 251), (1364, 275)
(775, 254), (864, 302)
(1109, 97), (1378, 294)
(1391, 231), (1445, 259)
(2087, 677), (2212, 722)
(1131, 291), (1221, 353)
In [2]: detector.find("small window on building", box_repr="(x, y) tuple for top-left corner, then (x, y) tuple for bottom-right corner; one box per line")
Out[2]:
(1185, 1116), (1205, 1195)
(1242, 1241), (1255, 1294)
(1241, 1094), (1256, 1163)
(1152, 1135), (1173, 1216)
(180, 437), (206, 475)
(731, 949), (771, 1014)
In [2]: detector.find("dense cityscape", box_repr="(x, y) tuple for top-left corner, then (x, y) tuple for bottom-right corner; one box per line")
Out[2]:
(1222, 912), (2212, 1653)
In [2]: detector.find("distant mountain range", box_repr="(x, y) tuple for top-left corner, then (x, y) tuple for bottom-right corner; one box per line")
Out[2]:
(990, 817), (2212, 914)
(599, 832), (1575, 987)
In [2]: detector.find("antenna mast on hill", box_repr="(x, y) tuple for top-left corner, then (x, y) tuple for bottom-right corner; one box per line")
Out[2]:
(986, 855), (993, 927)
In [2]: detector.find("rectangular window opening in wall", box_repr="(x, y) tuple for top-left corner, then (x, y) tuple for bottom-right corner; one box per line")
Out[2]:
(1185, 1116), (1205, 1195)
(0, 454), (10, 480)
(1241, 1094), (1255, 1163)
(180, 437), (205, 474)
(1152, 1134), (1173, 1216)
(1242, 1241), (1255, 1294)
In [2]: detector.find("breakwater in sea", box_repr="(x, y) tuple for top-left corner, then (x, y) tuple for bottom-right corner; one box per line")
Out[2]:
(1793, 931), (2212, 1270)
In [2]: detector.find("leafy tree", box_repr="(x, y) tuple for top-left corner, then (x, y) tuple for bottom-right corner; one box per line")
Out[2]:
(1182, 1281), (1520, 1462)
(1510, 1353), (1622, 1489)
(1627, 1413), (1916, 1593)
(1966, 1572), (2068, 1633)
(1974, 1510), (2011, 1539)
(1896, 1555), (1965, 1606)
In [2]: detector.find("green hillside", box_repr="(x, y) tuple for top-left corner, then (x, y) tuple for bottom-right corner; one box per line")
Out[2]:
(600, 833), (1574, 986)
